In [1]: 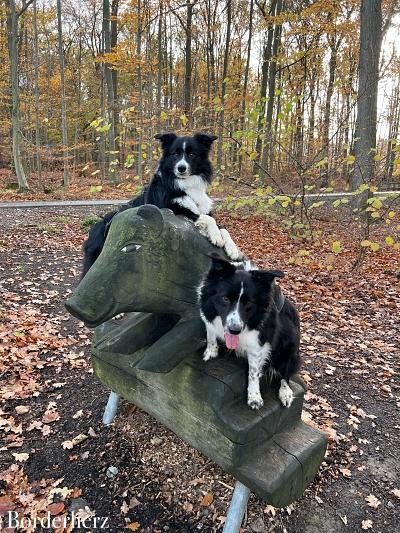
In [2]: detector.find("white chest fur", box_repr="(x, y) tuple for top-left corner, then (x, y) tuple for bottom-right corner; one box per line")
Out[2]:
(176, 175), (213, 215)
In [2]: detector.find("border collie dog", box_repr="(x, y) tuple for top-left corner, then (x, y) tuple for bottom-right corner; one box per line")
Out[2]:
(82, 132), (240, 277)
(199, 254), (300, 410)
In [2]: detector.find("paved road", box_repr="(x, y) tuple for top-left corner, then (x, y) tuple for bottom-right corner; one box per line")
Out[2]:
(0, 190), (398, 209)
(0, 199), (129, 209)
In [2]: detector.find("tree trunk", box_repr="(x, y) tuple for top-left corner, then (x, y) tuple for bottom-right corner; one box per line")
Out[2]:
(217, 0), (232, 167)
(385, 81), (400, 185)
(33, 0), (42, 185)
(136, 0), (143, 177)
(238, 0), (254, 172)
(111, 0), (119, 155)
(184, 1), (193, 124)
(320, 39), (338, 188)
(262, 0), (283, 172)
(56, 0), (69, 187)
(73, 17), (82, 170)
(254, 0), (277, 173)
(308, 78), (317, 161)
(103, 0), (116, 180)
(6, 0), (29, 191)
(349, 0), (382, 200)
(156, 0), (163, 126)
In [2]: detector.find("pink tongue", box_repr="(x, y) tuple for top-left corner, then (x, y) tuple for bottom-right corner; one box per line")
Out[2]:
(224, 332), (240, 350)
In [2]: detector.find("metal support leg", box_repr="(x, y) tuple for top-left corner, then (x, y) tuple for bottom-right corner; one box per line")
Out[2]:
(223, 481), (251, 533)
(102, 391), (120, 425)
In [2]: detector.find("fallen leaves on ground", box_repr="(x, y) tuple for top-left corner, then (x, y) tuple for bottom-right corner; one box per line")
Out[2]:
(0, 205), (399, 531)
(126, 522), (141, 531)
(365, 494), (381, 509)
(362, 519), (373, 530)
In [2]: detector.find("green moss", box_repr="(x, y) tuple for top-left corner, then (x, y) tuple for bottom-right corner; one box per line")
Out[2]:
(37, 224), (58, 234)
(80, 214), (102, 231)
(54, 215), (70, 224)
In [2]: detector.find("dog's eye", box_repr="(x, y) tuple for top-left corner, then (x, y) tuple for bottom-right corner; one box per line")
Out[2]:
(222, 296), (230, 304)
(244, 302), (254, 312)
(121, 244), (141, 253)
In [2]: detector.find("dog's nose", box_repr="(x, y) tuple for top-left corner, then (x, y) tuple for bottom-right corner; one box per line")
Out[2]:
(228, 326), (242, 335)
(177, 165), (186, 174)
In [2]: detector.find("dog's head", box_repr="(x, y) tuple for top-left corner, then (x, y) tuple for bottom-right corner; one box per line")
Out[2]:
(155, 133), (217, 182)
(201, 253), (284, 349)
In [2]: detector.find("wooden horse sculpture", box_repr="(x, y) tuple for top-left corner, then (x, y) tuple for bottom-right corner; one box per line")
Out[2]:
(65, 205), (327, 513)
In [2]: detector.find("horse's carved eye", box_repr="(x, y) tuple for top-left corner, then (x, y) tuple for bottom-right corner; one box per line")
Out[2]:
(121, 244), (141, 253)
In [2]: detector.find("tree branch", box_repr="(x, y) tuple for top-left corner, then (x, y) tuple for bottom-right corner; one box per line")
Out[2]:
(18, 0), (35, 18)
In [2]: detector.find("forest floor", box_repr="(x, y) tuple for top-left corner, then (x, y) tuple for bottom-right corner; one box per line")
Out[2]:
(0, 168), (250, 203)
(0, 205), (399, 533)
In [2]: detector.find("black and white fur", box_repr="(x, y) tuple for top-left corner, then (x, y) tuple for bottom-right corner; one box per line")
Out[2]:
(82, 133), (240, 277)
(199, 254), (300, 410)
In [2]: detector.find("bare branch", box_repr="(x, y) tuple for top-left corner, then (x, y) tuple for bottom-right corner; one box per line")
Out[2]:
(18, 0), (35, 17)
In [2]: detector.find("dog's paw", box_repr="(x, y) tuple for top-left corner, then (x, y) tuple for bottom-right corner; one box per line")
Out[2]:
(207, 226), (225, 248)
(279, 382), (293, 408)
(195, 215), (224, 247)
(224, 241), (243, 260)
(219, 228), (243, 260)
(247, 393), (264, 410)
(194, 214), (211, 236)
(203, 345), (218, 361)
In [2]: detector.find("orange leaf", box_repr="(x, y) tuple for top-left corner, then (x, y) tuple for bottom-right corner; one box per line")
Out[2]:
(48, 502), (65, 516)
(42, 411), (60, 424)
(126, 522), (141, 531)
(0, 496), (16, 515)
(200, 492), (214, 506)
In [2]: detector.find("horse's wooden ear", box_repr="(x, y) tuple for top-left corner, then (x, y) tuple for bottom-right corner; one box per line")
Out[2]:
(137, 205), (164, 235)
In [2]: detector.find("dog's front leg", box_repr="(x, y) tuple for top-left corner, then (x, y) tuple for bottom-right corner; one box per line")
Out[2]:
(195, 214), (224, 247)
(219, 228), (243, 261)
(247, 352), (265, 410)
(203, 322), (219, 361)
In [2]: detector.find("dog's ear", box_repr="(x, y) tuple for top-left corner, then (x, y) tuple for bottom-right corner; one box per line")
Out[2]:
(194, 133), (218, 150)
(137, 205), (164, 235)
(207, 252), (235, 277)
(251, 269), (284, 285)
(154, 133), (177, 152)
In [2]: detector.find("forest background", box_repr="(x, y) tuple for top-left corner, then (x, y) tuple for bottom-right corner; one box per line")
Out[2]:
(1, 0), (400, 257)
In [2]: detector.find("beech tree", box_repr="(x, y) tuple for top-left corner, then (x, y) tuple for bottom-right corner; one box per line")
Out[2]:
(350, 0), (383, 196)
(5, 0), (35, 191)
(56, 0), (69, 186)
(0, 0), (398, 193)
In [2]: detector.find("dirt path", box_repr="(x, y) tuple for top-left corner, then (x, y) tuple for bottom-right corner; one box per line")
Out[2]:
(0, 206), (399, 532)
